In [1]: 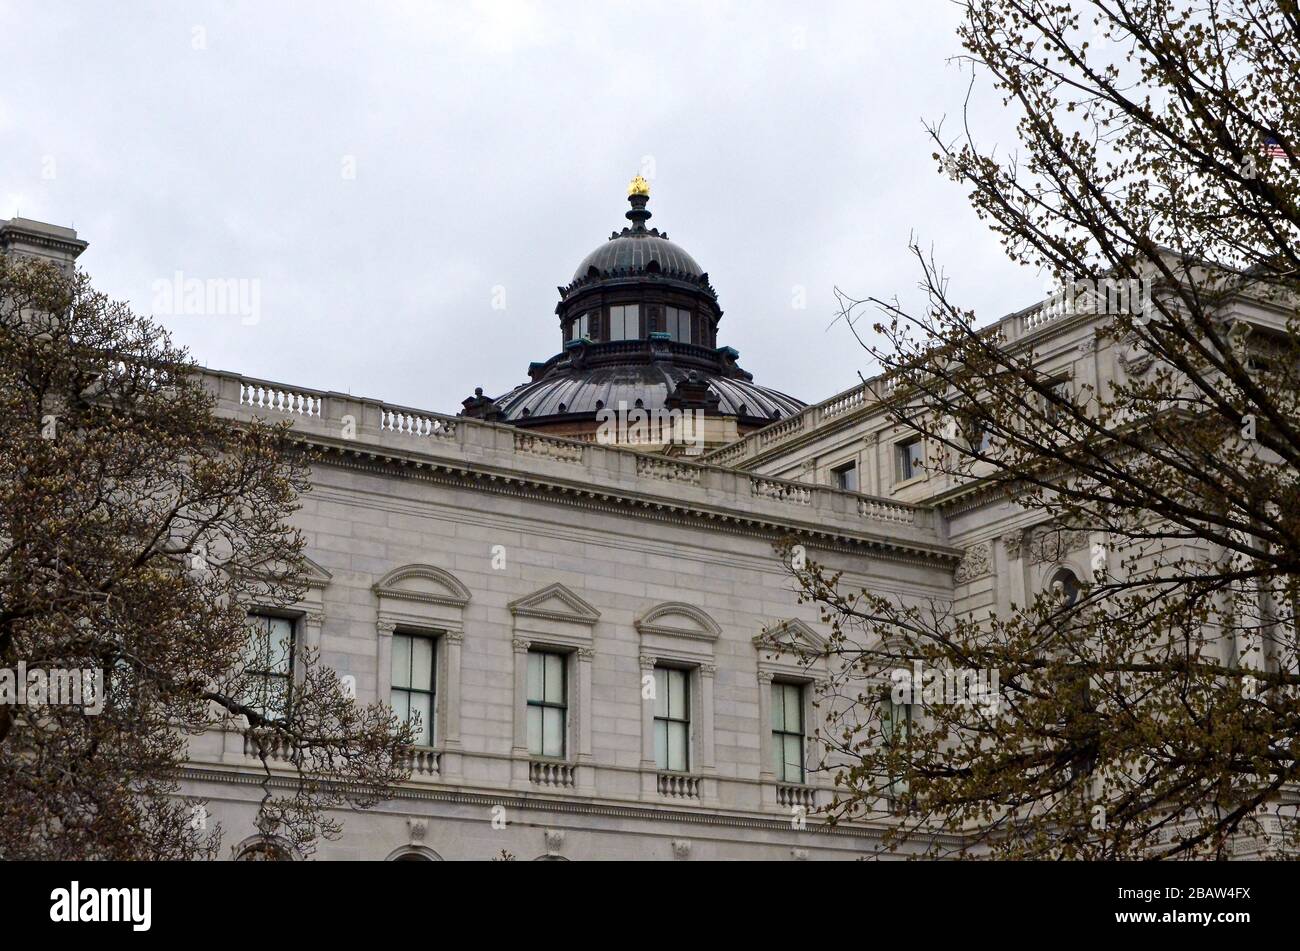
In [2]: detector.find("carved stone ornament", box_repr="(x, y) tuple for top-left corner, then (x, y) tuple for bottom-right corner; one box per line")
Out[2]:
(1116, 331), (1156, 377)
(671, 839), (692, 859)
(1028, 526), (1090, 565)
(543, 828), (565, 854)
(953, 542), (992, 584)
(1002, 531), (1025, 561)
(407, 818), (428, 842)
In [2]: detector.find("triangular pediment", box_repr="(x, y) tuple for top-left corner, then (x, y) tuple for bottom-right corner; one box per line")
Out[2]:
(303, 556), (333, 590)
(753, 618), (828, 654)
(509, 583), (600, 625)
(373, 564), (471, 608)
(237, 553), (332, 593)
(635, 602), (721, 641)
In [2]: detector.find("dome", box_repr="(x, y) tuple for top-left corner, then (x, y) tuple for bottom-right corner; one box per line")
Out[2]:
(495, 361), (803, 426)
(459, 176), (806, 447)
(573, 234), (705, 283)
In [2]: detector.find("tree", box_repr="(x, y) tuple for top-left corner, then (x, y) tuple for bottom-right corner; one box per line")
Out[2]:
(795, 0), (1300, 858)
(0, 256), (413, 860)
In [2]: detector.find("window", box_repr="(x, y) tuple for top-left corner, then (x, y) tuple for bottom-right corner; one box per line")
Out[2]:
(896, 437), (925, 482)
(244, 614), (294, 719)
(832, 462), (858, 492)
(569, 312), (590, 341)
(608, 304), (638, 341)
(654, 667), (690, 771)
(771, 682), (805, 783)
(1044, 376), (1071, 422)
(881, 695), (914, 804)
(665, 307), (692, 343)
(526, 650), (567, 758)
(391, 632), (436, 746)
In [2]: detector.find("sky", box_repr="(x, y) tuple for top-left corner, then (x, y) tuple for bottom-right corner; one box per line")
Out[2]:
(1, 0), (1047, 414)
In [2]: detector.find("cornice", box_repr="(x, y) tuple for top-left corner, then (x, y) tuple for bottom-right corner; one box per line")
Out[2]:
(709, 308), (1110, 472)
(294, 436), (961, 568)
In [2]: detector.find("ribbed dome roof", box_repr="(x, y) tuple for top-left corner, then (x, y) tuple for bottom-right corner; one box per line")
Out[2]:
(573, 234), (704, 282)
(459, 179), (807, 431)
(495, 362), (803, 424)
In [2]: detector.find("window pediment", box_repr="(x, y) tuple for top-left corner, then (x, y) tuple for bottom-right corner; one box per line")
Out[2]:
(302, 556), (333, 592)
(373, 564), (471, 609)
(753, 618), (828, 654)
(635, 602), (721, 642)
(508, 583), (600, 626)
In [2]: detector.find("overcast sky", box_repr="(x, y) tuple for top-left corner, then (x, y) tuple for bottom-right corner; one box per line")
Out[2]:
(1, 0), (1046, 414)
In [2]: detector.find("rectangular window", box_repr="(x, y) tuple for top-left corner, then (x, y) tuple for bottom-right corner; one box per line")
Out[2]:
(608, 304), (639, 341)
(391, 632), (437, 747)
(244, 614), (295, 720)
(665, 307), (692, 343)
(1045, 376), (1071, 422)
(881, 696), (914, 803)
(832, 462), (858, 492)
(653, 666), (690, 772)
(570, 312), (590, 341)
(771, 682), (805, 783)
(896, 437), (925, 482)
(526, 650), (567, 758)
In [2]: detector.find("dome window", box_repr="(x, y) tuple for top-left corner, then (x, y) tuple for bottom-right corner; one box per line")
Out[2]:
(664, 307), (692, 343)
(608, 304), (639, 341)
(568, 313), (592, 342)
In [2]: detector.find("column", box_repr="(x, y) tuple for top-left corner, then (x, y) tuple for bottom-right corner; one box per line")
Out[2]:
(698, 663), (718, 804)
(440, 630), (464, 781)
(639, 653), (658, 799)
(511, 637), (531, 789)
(757, 669), (777, 808)
(375, 621), (396, 707)
(575, 647), (596, 794)
(1002, 531), (1026, 612)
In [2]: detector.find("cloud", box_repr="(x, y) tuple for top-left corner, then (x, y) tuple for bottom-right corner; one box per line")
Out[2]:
(1, 0), (1044, 413)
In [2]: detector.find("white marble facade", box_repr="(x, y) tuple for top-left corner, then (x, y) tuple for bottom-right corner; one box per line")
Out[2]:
(13, 214), (1275, 859)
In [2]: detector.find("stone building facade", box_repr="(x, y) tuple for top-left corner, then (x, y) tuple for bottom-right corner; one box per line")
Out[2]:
(6, 187), (1285, 859)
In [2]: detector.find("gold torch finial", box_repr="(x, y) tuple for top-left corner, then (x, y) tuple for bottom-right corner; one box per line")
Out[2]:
(628, 174), (650, 197)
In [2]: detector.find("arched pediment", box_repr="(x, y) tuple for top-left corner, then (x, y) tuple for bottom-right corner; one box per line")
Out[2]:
(509, 583), (600, 625)
(635, 602), (721, 641)
(373, 564), (471, 608)
(753, 618), (828, 654)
